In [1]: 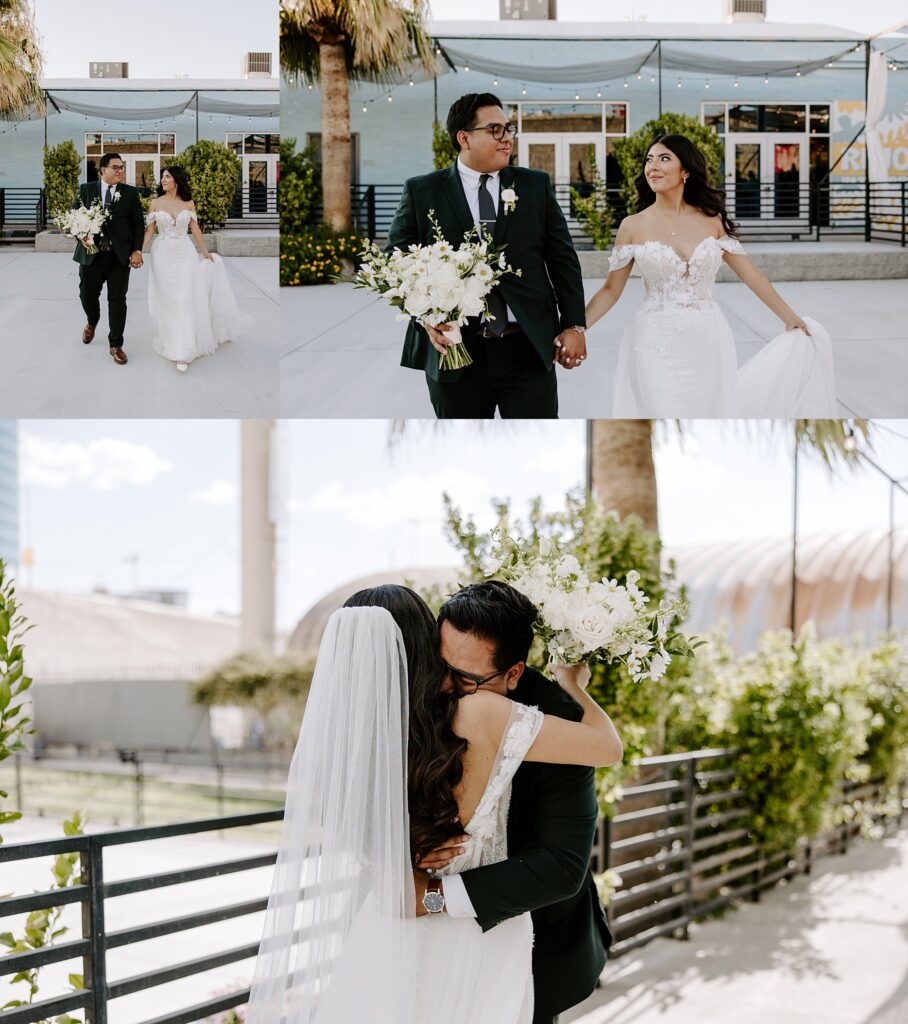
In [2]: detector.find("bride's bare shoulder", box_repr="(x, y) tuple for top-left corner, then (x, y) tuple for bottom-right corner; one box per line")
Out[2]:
(452, 689), (512, 743)
(615, 213), (641, 246)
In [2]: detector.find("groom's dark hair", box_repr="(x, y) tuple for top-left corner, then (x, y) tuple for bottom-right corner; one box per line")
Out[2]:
(439, 581), (536, 669)
(446, 92), (505, 152)
(99, 152), (123, 169)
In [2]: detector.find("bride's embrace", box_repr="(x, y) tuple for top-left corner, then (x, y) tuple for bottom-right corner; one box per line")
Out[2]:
(143, 166), (253, 371)
(583, 134), (835, 417)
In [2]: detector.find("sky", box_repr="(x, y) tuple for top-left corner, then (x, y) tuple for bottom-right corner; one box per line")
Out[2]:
(34, 0), (277, 79)
(10, 419), (908, 633)
(426, 0), (908, 35)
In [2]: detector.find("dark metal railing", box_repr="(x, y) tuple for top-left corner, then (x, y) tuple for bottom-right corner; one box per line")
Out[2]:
(0, 188), (44, 241)
(1, 749), (904, 1022)
(226, 184), (279, 226)
(341, 180), (907, 248)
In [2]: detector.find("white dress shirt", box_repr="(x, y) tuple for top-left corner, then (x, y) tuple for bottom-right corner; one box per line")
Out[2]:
(101, 179), (117, 207)
(441, 871), (477, 918)
(456, 156), (516, 326)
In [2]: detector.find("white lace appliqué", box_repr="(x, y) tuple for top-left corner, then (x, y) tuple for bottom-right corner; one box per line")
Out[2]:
(147, 209), (197, 239)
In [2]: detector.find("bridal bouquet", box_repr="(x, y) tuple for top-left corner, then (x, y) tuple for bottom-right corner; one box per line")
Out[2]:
(483, 532), (686, 683)
(54, 199), (111, 255)
(353, 211), (521, 370)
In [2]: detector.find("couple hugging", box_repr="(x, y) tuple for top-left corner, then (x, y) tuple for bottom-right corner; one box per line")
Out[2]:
(72, 152), (251, 371)
(246, 580), (622, 1024)
(389, 92), (836, 419)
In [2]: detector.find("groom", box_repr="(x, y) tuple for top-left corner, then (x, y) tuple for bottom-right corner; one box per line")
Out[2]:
(386, 93), (589, 419)
(72, 151), (145, 366)
(417, 581), (612, 1024)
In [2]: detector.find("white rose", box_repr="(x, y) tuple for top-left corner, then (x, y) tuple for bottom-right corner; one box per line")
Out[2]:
(554, 554), (582, 579)
(501, 188), (517, 205)
(571, 605), (616, 653)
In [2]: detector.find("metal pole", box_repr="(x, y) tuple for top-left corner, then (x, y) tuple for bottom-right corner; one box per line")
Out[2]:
(585, 420), (593, 498)
(864, 40), (871, 241)
(81, 838), (108, 1024)
(433, 73), (438, 125)
(790, 434), (799, 636)
(657, 40), (663, 118)
(888, 479), (895, 632)
(195, 90), (199, 145)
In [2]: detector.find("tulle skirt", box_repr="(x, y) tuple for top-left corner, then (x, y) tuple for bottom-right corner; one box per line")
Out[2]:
(147, 237), (253, 363)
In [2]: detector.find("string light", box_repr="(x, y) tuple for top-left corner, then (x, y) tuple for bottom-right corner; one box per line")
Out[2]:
(795, 68), (802, 77)
(733, 78), (739, 88)
(596, 88), (602, 97)
(676, 79), (682, 88)
(623, 81), (628, 89)
(704, 79), (710, 89)
(493, 78), (498, 86)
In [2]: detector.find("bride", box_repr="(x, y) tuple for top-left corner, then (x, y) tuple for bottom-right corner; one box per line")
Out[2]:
(583, 134), (836, 417)
(142, 166), (252, 372)
(246, 584), (622, 1024)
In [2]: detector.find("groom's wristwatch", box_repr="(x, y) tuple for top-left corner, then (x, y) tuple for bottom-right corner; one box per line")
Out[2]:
(422, 878), (446, 914)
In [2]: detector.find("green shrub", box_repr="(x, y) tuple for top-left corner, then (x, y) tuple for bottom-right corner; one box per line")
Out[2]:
(172, 140), (242, 230)
(43, 140), (81, 223)
(863, 635), (908, 788)
(279, 136), (321, 235)
(280, 225), (364, 286)
(612, 112), (725, 214)
(0, 559), (33, 841)
(569, 145), (612, 251)
(432, 120), (457, 170)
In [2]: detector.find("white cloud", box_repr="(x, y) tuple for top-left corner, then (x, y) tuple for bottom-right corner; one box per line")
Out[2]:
(190, 480), (238, 505)
(302, 470), (490, 529)
(20, 434), (173, 490)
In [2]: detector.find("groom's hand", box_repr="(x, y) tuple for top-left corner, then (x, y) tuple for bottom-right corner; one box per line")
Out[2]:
(130, 251), (144, 269)
(554, 328), (586, 369)
(425, 323), (455, 356)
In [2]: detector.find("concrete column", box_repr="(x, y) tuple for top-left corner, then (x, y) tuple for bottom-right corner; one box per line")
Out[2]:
(241, 420), (276, 654)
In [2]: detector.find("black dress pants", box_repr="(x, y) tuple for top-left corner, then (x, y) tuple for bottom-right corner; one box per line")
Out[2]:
(79, 250), (131, 347)
(425, 327), (558, 419)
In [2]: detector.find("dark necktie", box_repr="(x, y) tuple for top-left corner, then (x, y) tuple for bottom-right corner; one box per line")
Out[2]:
(100, 186), (113, 249)
(478, 174), (508, 337)
(104, 186), (113, 210)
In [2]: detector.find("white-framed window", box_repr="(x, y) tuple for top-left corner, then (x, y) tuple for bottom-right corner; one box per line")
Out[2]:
(84, 132), (176, 190)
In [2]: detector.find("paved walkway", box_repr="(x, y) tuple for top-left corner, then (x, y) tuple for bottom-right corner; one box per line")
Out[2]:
(0, 252), (279, 417)
(281, 277), (908, 418)
(565, 826), (908, 1024)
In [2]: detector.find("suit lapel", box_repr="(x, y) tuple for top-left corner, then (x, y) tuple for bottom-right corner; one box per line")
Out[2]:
(442, 162), (474, 240)
(492, 165), (515, 247)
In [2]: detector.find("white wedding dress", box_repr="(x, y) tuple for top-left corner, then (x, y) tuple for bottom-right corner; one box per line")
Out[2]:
(146, 210), (253, 364)
(608, 236), (836, 417)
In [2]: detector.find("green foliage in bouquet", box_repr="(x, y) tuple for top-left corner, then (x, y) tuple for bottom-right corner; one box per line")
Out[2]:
(0, 811), (86, 1016)
(569, 145), (612, 251)
(43, 140), (81, 226)
(439, 489), (695, 813)
(173, 140), (242, 230)
(0, 559), (33, 841)
(432, 120), (457, 170)
(193, 651), (316, 751)
(279, 136), (321, 235)
(280, 225), (364, 286)
(611, 112), (724, 213)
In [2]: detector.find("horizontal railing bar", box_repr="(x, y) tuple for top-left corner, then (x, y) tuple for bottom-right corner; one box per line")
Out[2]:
(693, 857), (766, 895)
(0, 883), (88, 918)
(0, 937), (89, 977)
(694, 844), (759, 875)
(107, 941), (262, 999)
(610, 914), (690, 956)
(136, 987), (251, 1024)
(692, 827), (751, 853)
(0, 835), (89, 862)
(611, 801), (687, 826)
(107, 896), (269, 949)
(618, 779), (685, 800)
(106, 851), (279, 898)
(612, 891), (689, 928)
(610, 869), (689, 906)
(611, 847), (689, 880)
(0, 989), (91, 1024)
(696, 768), (738, 784)
(610, 824), (688, 853)
(697, 807), (750, 829)
(694, 788), (747, 808)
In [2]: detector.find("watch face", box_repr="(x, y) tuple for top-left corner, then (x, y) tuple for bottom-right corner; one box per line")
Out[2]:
(423, 889), (445, 913)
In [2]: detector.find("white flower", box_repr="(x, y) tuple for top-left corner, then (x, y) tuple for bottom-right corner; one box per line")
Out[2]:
(571, 605), (617, 653)
(649, 651), (670, 681)
(554, 555), (582, 579)
(482, 555), (504, 576)
(501, 187), (518, 214)
(539, 537), (552, 557)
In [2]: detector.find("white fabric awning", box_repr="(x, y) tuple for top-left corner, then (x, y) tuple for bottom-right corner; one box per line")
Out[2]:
(45, 91), (278, 120)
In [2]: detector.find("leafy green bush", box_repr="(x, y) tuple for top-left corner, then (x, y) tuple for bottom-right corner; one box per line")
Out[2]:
(432, 120), (457, 170)
(569, 145), (612, 251)
(173, 139), (242, 230)
(611, 112), (725, 213)
(280, 225), (364, 286)
(863, 636), (908, 787)
(279, 136), (321, 235)
(43, 140), (81, 223)
(0, 559), (33, 841)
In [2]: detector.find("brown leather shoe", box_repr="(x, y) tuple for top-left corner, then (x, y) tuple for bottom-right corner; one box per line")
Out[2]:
(110, 347), (128, 365)
(82, 323), (96, 344)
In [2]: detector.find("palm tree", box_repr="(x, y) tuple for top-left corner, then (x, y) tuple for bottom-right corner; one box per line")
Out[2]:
(281, 0), (437, 232)
(589, 419), (874, 531)
(0, 0), (43, 119)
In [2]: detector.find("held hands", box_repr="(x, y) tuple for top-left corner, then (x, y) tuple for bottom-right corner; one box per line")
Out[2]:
(785, 316), (811, 336)
(129, 251), (144, 270)
(549, 662), (592, 692)
(425, 323), (455, 356)
(553, 328), (587, 369)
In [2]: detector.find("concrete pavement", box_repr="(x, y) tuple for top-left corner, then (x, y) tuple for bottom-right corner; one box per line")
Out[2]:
(0, 251), (279, 417)
(280, 276), (908, 419)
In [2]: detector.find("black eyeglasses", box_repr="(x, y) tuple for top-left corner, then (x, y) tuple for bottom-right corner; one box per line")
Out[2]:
(443, 660), (507, 694)
(464, 123), (518, 142)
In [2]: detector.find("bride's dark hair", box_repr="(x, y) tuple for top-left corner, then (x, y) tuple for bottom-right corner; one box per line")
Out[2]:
(157, 165), (193, 201)
(343, 584), (467, 866)
(635, 134), (738, 238)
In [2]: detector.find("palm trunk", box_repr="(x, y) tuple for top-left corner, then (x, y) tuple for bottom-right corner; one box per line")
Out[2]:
(590, 420), (658, 533)
(319, 38), (351, 232)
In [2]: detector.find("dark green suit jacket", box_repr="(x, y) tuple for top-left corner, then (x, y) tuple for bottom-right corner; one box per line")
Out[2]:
(71, 181), (145, 268)
(386, 162), (586, 382)
(460, 667), (611, 1019)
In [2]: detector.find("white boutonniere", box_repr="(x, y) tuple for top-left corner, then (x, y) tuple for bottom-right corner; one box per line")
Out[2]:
(112, 189), (121, 202)
(501, 186), (518, 215)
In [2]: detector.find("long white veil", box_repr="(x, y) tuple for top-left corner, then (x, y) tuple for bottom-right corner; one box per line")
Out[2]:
(247, 606), (416, 1023)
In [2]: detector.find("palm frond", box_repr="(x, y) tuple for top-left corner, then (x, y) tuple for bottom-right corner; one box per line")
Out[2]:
(0, 0), (44, 119)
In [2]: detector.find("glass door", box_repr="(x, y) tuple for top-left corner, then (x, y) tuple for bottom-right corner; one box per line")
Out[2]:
(725, 134), (808, 222)
(519, 134), (604, 221)
(242, 154), (279, 214)
(128, 156), (159, 194)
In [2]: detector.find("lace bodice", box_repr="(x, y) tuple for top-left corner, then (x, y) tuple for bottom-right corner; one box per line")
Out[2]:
(440, 702), (543, 875)
(608, 235), (745, 310)
(147, 208), (197, 239)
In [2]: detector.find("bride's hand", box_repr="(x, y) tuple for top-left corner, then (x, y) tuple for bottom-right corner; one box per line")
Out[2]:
(785, 316), (810, 336)
(549, 662), (592, 692)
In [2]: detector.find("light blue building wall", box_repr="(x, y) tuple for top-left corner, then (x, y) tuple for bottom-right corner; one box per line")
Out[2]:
(0, 422), (18, 572)
(284, 20), (908, 190)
